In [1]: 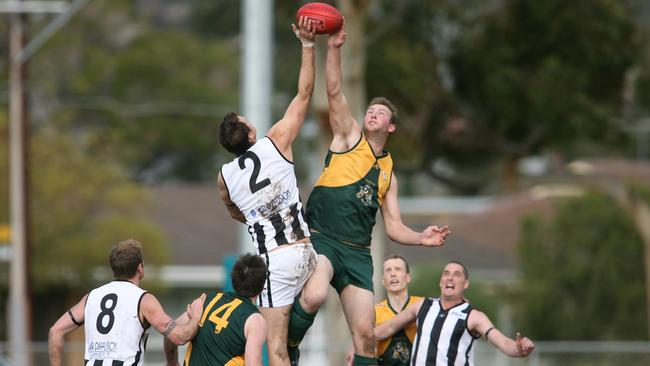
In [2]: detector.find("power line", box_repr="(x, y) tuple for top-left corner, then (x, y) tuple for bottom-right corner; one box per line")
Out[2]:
(0, 90), (235, 118)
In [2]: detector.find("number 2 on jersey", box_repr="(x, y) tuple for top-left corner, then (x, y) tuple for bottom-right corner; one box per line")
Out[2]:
(199, 293), (243, 334)
(238, 151), (271, 193)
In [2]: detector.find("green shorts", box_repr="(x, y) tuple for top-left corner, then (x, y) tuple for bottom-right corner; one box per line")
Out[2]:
(311, 231), (374, 294)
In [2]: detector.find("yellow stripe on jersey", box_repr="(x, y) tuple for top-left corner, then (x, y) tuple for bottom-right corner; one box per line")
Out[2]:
(225, 356), (244, 366)
(184, 342), (193, 365)
(375, 154), (392, 206)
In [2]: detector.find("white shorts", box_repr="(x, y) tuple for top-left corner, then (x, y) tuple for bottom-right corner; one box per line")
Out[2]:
(257, 242), (316, 308)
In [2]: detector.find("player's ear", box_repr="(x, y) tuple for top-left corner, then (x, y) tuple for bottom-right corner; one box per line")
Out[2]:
(463, 279), (469, 290)
(406, 272), (412, 284)
(388, 123), (396, 134)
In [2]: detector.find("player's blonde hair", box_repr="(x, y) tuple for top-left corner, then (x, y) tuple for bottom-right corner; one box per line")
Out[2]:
(368, 97), (398, 125)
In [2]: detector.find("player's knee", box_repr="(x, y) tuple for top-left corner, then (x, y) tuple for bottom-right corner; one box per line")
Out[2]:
(302, 288), (326, 312)
(354, 328), (376, 353)
(268, 338), (289, 361)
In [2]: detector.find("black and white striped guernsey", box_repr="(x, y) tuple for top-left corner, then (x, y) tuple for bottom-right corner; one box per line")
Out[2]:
(84, 281), (149, 366)
(221, 137), (310, 254)
(410, 297), (479, 366)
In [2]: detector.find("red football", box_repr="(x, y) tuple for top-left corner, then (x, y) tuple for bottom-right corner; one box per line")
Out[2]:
(296, 2), (343, 34)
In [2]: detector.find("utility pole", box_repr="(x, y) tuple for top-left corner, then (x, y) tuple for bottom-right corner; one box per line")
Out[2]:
(8, 6), (30, 365)
(3, 1), (93, 363)
(239, 0), (272, 254)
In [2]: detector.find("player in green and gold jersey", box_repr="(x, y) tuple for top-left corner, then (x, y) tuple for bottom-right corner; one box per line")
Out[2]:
(287, 23), (451, 366)
(346, 255), (422, 366)
(164, 254), (268, 366)
(374, 256), (422, 366)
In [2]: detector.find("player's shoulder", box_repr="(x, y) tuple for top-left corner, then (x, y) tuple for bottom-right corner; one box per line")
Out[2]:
(244, 312), (266, 335)
(375, 299), (389, 307)
(375, 299), (390, 312)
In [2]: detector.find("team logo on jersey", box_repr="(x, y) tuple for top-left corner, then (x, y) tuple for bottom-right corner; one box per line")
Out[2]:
(356, 184), (373, 206)
(390, 340), (410, 363)
(451, 310), (468, 319)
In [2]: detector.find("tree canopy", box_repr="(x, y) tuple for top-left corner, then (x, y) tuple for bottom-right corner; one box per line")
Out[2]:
(367, 0), (641, 192)
(517, 191), (647, 340)
(0, 116), (169, 292)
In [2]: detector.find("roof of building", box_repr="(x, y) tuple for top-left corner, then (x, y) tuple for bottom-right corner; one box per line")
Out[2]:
(150, 183), (239, 266)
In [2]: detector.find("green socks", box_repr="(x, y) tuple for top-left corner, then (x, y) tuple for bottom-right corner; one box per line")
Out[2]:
(353, 354), (378, 366)
(287, 297), (317, 347)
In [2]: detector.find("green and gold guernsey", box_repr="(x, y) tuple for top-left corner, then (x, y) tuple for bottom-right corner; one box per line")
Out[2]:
(183, 291), (258, 366)
(307, 135), (393, 246)
(376, 296), (423, 366)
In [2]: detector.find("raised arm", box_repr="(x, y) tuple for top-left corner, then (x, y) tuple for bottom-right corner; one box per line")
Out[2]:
(325, 22), (362, 152)
(380, 173), (451, 246)
(243, 313), (267, 366)
(217, 172), (246, 223)
(267, 17), (316, 160)
(141, 292), (206, 345)
(49, 294), (87, 366)
(468, 310), (535, 358)
(374, 299), (423, 340)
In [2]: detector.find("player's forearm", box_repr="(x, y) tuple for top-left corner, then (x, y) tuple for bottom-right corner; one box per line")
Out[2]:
(297, 46), (315, 99)
(374, 323), (392, 340)
(47, 330), (64, 366)
(386, 222), (425, 246)
(491, 334), (523, 357)
(500, 340), (524, 357)
(325, 46), (343, 97)
(374, 318), (406, 341)
(170, 317), (199, 345)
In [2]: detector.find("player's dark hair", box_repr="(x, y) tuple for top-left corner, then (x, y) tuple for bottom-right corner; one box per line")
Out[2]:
(231, 254), (268, 298)
(368, 97), (398, 125)
(384, 254), (410, 273)
(109, 239), (144, 279)
(448, 260), (469, 279)
(219, 112), (253, 156)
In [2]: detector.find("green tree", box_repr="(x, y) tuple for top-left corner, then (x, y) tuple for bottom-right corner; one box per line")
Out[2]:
(365, 0), (641, 193)
(0, 118), (169, 291)
(517, 191), (647, 340)
(450, 0), (638, 189)
(29, 0), (239, 181)
(1, 118), (169, 340)
(30, 131), (169, 290)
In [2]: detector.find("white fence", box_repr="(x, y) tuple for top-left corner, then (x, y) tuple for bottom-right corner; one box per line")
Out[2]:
(2, 341), (650, 366)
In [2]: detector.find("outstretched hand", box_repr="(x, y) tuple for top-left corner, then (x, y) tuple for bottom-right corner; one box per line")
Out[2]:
(421, 225), (451, 247)
(187, 293), (206, 321)
(328, 19), (346, 48)
(292, 16), (316, 47)
(516, 332), (535, 357)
